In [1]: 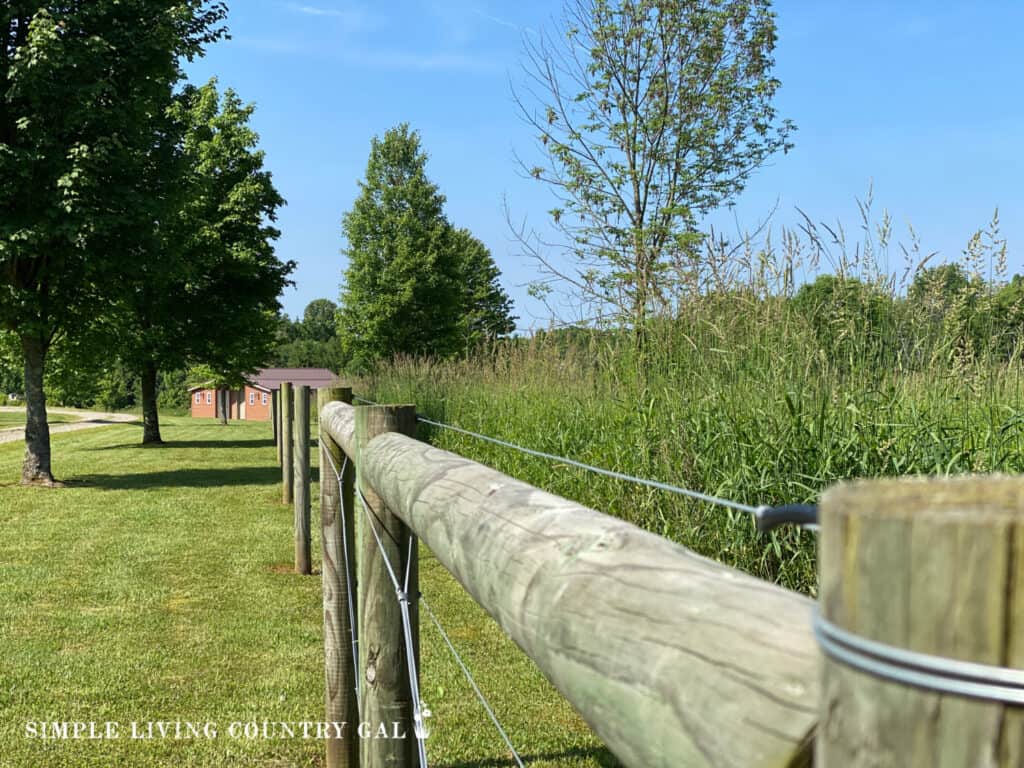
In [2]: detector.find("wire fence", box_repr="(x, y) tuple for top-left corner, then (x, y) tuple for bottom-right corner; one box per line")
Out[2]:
(352, 394), (817, 532)
(318, 388), (1016, 765)
(329, 394), (816, 765)
(320, 439), (522, 767)
(420, 595), (525, 768)
(318, 445), (361, 712)
(355, 485), (430, 766)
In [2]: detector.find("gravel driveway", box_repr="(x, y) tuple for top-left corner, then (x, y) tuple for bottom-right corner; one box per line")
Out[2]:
(0, 407), (137, 444)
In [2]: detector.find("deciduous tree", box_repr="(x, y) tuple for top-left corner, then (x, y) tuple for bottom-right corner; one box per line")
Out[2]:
(514, 0), (793, 342)
(268, 300), (344, 370)
(450, 228), (517, 350)
(0, 1), (226, 483)
(118, 80), (291, 444)
(302, 299), (339, 343)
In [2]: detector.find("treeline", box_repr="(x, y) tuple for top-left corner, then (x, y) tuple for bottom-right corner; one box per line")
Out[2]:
(1, 4), (291, 484)
(269, 300), (344, 371)
(790, 266), (1024, 374)
(0, 344), (191, 413)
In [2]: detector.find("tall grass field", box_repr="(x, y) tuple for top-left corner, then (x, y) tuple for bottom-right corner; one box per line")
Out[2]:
(362, 211), (1024, 595)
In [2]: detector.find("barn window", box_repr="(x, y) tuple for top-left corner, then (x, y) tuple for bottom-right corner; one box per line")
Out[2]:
(261, 392), (268, 405)
(206, 392), (212, 405)
(195, 392), (201, 404)
(249, 392), (255, 405)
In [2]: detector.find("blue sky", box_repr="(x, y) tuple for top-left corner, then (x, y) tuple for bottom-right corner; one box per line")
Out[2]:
(187, 1), (1024, 329)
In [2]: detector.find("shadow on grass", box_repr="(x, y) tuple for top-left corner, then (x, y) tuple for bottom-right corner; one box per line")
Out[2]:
(86, 437), (275, 451)
(442, 746), (620, 768)
(69, 465), (319, 490)
(162, 438), (277, 449)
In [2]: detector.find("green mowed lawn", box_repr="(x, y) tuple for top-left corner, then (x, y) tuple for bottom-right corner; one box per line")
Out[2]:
(0, 417), (614, 767)
(0, 411), (83, 428)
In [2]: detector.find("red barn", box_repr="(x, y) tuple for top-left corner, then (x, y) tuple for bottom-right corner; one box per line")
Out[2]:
(190, 368), (338, 422)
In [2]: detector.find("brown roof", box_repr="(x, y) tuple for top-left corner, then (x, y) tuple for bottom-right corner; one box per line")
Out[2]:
(189, 383), (272, 392)
(252, 368), (339, 391)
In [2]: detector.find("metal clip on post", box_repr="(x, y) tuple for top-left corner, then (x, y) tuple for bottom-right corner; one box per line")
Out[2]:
(754, 504), (819, 533)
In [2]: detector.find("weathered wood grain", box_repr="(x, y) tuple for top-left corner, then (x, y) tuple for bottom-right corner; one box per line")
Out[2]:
(272, 389), (279, 451)
(361, 432), (818, 768)
(818, 476), (1024, 767)
(281, 382), (293, 505)
(320, 400), (355, 459)
(355, 406), (419, 768)
(318, 386), (357, 768)
(294, 385), (311, 575)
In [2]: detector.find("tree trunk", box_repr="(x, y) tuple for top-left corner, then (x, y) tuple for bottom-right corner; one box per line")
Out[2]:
(20, 334), (55, 486)
(633, 257), (649, 358)
(140, 361), (163, 445)
(219, 390), (228, 425)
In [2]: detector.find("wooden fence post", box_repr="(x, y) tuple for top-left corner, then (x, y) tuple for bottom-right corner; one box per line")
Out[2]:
(294, 385), (311, 575)
(281, 382), (294, 504)
(277, 389), (284, 465)
(318, 387), (356, 768)
(355, 405), (418, 768)
(817, 476), (1024, 766)
(272, 389), (279, 450)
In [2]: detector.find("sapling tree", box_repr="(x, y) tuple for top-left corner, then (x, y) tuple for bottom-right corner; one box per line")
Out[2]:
(514, 0), (794, 342)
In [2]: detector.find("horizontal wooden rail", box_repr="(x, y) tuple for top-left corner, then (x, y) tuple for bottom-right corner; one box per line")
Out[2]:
(355, 431), (819, 768)
(320, 401), (356, 459)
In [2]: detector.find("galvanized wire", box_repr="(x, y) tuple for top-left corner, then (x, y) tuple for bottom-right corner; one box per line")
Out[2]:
(814, 610), (1024, 704)
(352, 394), (816, 530)
(415, 414), (760, 515)
(317, 441), (361, 713)
(357, 487), (430, 767)
(420, 595), (525, 768)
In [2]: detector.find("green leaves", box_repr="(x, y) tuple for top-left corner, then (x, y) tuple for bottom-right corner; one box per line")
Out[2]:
(0, 1), (228, 337)
(339, 124), (515, 370)
(516, 0), (794, 332)
(0, 1), (229, 472)
(114, 77), (292, 389)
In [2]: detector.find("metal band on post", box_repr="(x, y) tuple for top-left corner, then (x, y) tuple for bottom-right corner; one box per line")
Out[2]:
(817, 476), (1024, 767)
(814, 610), (1024, 705)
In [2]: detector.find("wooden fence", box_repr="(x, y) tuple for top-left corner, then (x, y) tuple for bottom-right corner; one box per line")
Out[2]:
(270, 386), (1024, 768)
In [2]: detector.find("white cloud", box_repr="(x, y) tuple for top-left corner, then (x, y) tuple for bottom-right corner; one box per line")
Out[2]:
(473, 8), (537, 36)
(284, 2), (369, 31)
(287, 3), (350, 17)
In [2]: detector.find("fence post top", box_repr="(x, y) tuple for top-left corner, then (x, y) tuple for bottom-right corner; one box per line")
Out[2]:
(354, 404), (417, 453)
(822, 474), (1024, 523)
